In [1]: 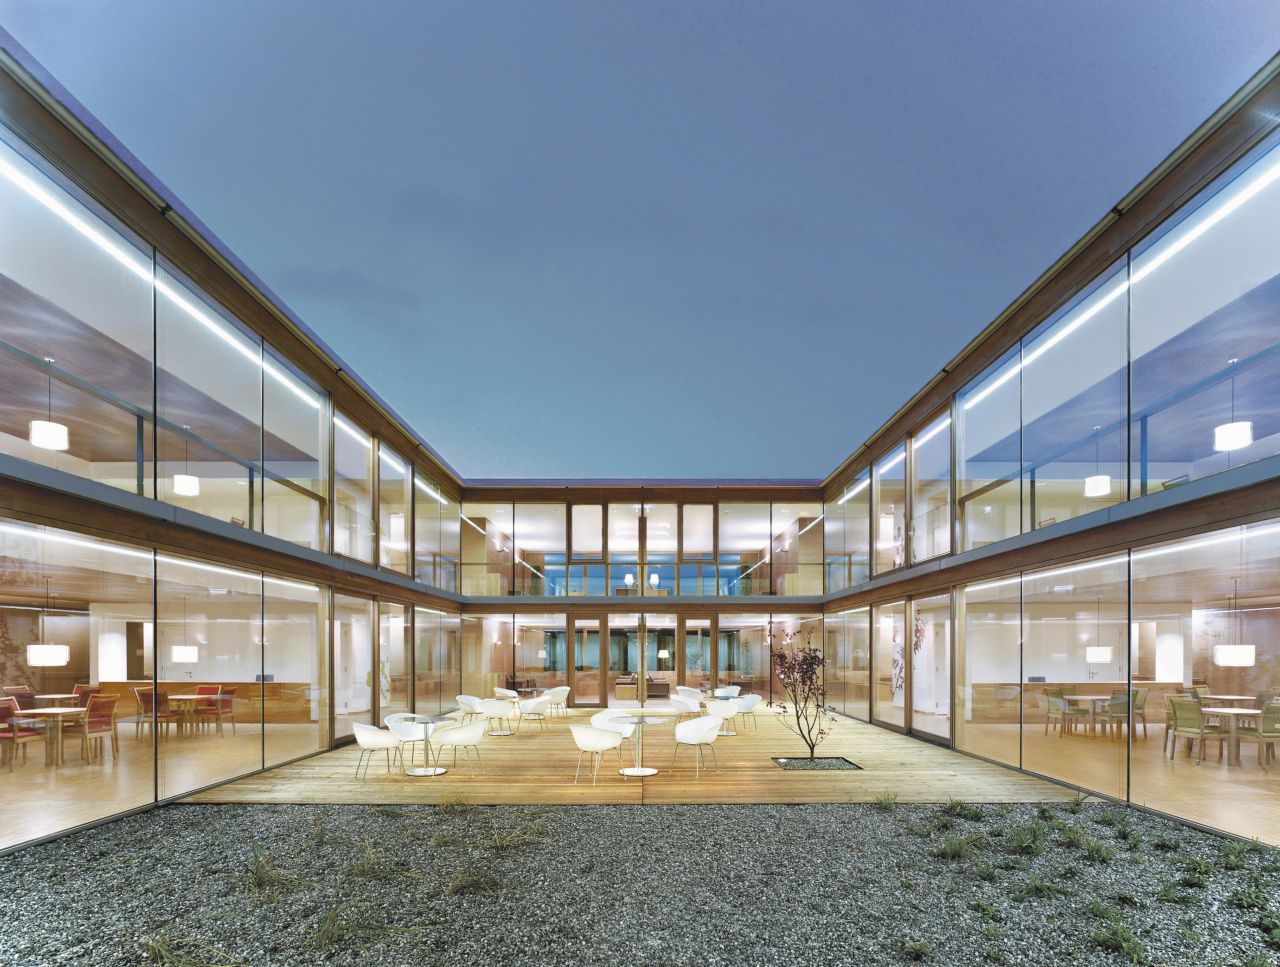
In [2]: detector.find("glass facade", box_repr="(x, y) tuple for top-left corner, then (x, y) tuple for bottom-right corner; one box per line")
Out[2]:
(377, 445), (411, 574)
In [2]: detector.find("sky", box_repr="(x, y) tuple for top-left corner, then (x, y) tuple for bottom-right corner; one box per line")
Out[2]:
(2, 2), (1279, 480)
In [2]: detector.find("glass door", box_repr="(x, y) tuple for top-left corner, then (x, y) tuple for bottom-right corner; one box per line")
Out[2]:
(569, 615), (603, 706)
(606, 613), (641, 707)
(645, 613), (677, 702)
(684, 617), (713, 689)
(910, 594), (952, 742)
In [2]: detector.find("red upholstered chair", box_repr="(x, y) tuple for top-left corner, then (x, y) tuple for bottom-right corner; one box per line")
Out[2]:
(72, 683), (102, 707)
(62, 694), (119, 763)
(132, 686), (180, 740)
(195, 685), (235, 736)
(0, 696), (43, 770)
(2, 685), (34, 711)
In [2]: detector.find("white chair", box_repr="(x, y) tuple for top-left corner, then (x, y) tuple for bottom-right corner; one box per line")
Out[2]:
(591, 710), (635, 754)
(671, 715), (721, 778)
(736, 694), (763, 731)
(714, 685), (741, 698)
(351, 722), (401, 780)
(385, 712), (432, 770)
(707, 699), (739, 736)
(544, 686), (571, 717)
(570, 724), (623, 785)
(517, 694), (553, 731)
(675, 686), (704, 705)
(667, 694), (700, 724)
(456, 695), (484, 724)
(494, 687), (520, 701)
(479, 698), (516, 736)
(434, 721), (486, 776)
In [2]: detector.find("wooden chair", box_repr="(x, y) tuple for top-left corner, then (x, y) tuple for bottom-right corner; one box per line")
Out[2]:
(2, 685), (34, 711)
(1239, 703), (1280, 769)
(194, 686), (235, 735)
(1045, 689), (1087, 736)
(132, 686), (181, 740)
(1101, 690), (1130, 739)
(62, 694), (119, 763)
(0, 696), (43, 770)
(1168, 697), (1225, 763)
(1131, 687), (1149, 738)
(72, 683), (101, 707)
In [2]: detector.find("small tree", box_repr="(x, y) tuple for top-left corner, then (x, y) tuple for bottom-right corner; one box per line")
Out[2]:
(769, 625), (837, 760)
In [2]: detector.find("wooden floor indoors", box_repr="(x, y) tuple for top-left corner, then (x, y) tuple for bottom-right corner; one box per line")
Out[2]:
(188, 707), (1072, 807)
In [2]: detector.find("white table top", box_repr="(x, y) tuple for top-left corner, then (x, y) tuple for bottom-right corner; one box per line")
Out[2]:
(1202, 707), (1258, 716)
(17, 706), (85, 716)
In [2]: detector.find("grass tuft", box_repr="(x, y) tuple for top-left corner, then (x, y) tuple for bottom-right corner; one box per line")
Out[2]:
(237, 848), (315, 901)
(935, 834), (984, 861)
(437, 794), (472, 815)
(1092, 922), (1146, 964)
(873, 791), (899, 812)
(144, 934), (246, 966)
(969, 899), (1001, 920)
(470, 817), (549, 851)
(941, 798), (984, 821)
(898, 938), (932, 962)
(445, 868), (504, 896)
(1011, 874), (1066, 902)
(1006, 821), (1048, 856)
(1155, 882), (1189, 905)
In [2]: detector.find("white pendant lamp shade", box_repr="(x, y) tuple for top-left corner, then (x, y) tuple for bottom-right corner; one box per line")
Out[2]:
(27, 642), (70, 666)
(1085, 646), (1113, 664)
(173, 473), (201, 497)
(170, 644), (199, 664)
(29, 419), (69, 451)
(1083, 474), (1111, 498)
(1213, 643), (1255, 667)
(1213, 420), (1253, 452)
(648, 572), (660, 588)
(623, 573), (634, 587)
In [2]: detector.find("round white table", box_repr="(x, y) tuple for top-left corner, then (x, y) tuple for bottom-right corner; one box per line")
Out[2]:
(403, 714), (450, 777)
(613, 712), (669, 777)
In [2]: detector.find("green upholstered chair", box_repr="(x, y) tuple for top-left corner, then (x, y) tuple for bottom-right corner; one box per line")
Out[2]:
(1131, 687), (1149, 738)
(1238, 702), (1280, 769)
(1045, 689), (1087, 737)
(1101, 690), (1130, 739)
(1168, 697), (1225, 763)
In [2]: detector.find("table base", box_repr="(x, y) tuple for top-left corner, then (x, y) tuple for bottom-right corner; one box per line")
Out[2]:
(620, 766), (658, 777)
(405, 766), (448, 777)
(487, 730), (513, 737)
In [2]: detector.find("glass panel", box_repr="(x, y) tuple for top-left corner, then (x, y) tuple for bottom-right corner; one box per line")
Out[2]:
(332, 593), (373, 739)
(460, 503), (512, 595)
(608, 503), (640, 595)
(414, 609), (457, 717)
(1023, 264), (1128, 530)
(571, 504), (603, 558)
(264, 576), (327, 766)
(156, 555), (261, 798)
(911, 594), (951, 740)
(873, 446), (906, 574)
(824, 498), (848, 594)
(514, 614), (567, 692)
(771, 502), (823, 595)
(645, 613), (678, 697)
(514, 504), (566, 596)
(332, 414), (374, 562)
(718, 614), (767, 696)
(958, 346), (1021, 550)
(684, 617), (713, 690)
(872, 601), (906, 728)
(606, 613), (640, 707)
(1131, 136), (1280, 497)
(1023, 555), (1128, 798)
(844, 471), (871, 585)
(718, 503), (770, 596)
(157, 263), (261, 528)
(956, 576), (1021, 767)
(910, 417), (952, 562)
(460, 615), (511, 698)
(377, 445), (411, 573)
(1132, 520), (1280, 845)
(681, 505), (714, 559)
(571, 617), (601, 705)
(643, 504), (677, 596)
(0, 519), (154, 850)
(413, 474), (452, 588)
(262, 348), (326, 550)
(378, 602), (409, 721)
(825, 608), (870, 720)
(0, 133), (155, 497)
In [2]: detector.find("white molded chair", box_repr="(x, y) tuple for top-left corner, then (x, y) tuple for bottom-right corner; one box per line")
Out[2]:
(352, 722), (401, 780)
(544, 686), (571, 717)
(517, 695), (554, 731)
(456, 695), (484, 724)
(479, 698), (516, 735)
(714, 685), (741, 698)
(675, 686), (704, 705)
(434, 721), (486, 776)
(706, 699), (739, 736)
(385, 712), (433, 770)
(736, 694), (763, 731)
(668, 694), (700, 724)
(494, 687), (520, 701)
(591, 710), (636, 754)
(671, 715), (722, 778)
(570, 724), (623, 785)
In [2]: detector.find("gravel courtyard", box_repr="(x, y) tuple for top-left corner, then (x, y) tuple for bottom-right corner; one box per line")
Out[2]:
(2, 800), (1278, 966)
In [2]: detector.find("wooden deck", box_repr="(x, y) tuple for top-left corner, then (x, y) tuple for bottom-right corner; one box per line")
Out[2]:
(188, 709), (1072, 806)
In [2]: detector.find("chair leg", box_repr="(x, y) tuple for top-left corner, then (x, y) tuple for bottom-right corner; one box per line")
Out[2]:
(709, 745), (720, 772)
(472, 747), (482, 776)
(591, 751), (599, 786)
(574, 750), (584, 784)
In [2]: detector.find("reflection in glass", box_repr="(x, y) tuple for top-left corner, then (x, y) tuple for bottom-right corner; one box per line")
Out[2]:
(958, 346), (1021, 550)
(911, 594), (951, 740)
(718, 503), (770, 596)
(333, 414), (374, 562)
(333, 593), (373, 739)
(378, 445), (411, 574)
(956, 577), (1021, 768)
(825, 608), (870, 720)
(910, 417), (951, 563)
(460, 503), (512, 596)
(873, 447), (906, 574)
(378, 602), (410, 721)
(771, 503), (823, 594)
(872, 601), (906, 727)
(264, 576), (328, 766)
(514, 505), (566, 595)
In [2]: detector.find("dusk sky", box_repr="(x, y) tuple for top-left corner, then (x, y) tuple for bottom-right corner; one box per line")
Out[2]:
(3, 2), (1279, 479)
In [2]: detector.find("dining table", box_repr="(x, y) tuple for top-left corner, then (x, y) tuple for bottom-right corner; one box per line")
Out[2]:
(613, 709), (669, 777)
(34, 693), (79, 707)
(16, 706), (85, 765)
(1205, 694), (1256, 706)
(1201, 707), (1258, 766)
(403, 713), (450, 777)
(1064, 694), (1114, 735)
(168, 693), (220, 736)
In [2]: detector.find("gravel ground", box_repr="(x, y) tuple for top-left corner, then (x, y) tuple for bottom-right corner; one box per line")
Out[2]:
(2, 800), (1278, 966)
